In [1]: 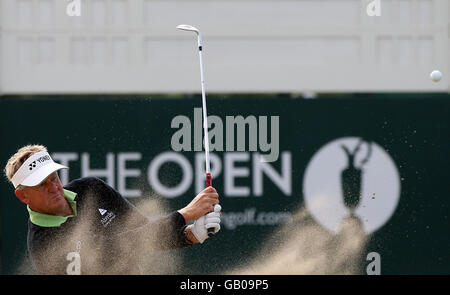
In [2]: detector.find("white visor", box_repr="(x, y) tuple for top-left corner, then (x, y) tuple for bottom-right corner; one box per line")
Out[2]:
(11, 151), (68, 189)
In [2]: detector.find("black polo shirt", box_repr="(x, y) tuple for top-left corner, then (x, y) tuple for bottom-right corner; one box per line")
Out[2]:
(27, 177), (190, 274)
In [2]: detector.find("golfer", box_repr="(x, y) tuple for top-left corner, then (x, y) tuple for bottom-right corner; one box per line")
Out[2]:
(4, 145), (221, 274)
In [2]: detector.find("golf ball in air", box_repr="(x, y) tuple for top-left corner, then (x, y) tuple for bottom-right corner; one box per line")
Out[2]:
(430, 70), (442, 83)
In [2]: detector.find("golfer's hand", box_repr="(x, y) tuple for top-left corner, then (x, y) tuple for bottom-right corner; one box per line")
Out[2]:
(190, 204), (222, 244)
(178, 187), (219, 223)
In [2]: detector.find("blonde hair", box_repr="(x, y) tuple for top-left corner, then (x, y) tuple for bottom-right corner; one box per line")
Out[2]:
(4, 144), (48, 189)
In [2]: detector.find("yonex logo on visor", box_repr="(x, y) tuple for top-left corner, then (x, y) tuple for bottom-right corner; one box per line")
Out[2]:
(29, 161), (37, 170)
(29, 156), (50, 170)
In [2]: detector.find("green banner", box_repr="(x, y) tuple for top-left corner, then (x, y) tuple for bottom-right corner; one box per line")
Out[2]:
(1, 95), (449, 274)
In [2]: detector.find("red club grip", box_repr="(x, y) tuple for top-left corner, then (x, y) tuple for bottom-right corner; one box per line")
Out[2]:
(206, 173), (212, 187)
(205, 173), (215, 237)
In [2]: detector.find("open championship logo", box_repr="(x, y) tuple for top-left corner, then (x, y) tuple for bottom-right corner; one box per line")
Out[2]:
(303, 137), (401, 235)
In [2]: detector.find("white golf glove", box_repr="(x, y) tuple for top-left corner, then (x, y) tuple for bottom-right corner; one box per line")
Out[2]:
(191, 204), (221, 243)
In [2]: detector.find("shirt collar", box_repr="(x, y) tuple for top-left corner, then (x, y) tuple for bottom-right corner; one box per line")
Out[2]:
(28, 189), (77, 227)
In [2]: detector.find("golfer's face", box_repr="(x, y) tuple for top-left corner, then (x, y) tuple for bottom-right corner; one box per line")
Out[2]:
(25, 172), (66, 214)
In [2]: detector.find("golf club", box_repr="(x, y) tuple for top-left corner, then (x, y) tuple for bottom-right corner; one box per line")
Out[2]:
(177, 24), (215, 237)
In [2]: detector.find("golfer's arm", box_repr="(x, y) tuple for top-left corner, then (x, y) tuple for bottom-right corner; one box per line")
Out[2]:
(78, 178), (196, 250)
(184, 226), (199, 244)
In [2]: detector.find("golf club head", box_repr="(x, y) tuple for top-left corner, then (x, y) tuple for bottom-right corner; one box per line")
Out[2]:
(176, 24), (200, 34)
(176, 24), (203, 48)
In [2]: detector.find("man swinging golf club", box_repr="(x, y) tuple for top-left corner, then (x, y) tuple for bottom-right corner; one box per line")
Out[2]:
(4, 144), (221, 274)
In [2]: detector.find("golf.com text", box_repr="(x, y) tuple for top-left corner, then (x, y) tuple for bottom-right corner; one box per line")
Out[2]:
(221, 208), (293, 230)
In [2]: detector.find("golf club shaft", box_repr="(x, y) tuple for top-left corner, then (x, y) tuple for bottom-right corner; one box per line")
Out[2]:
(197, 37), (215, 238)
(199, 49), (211, 176)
